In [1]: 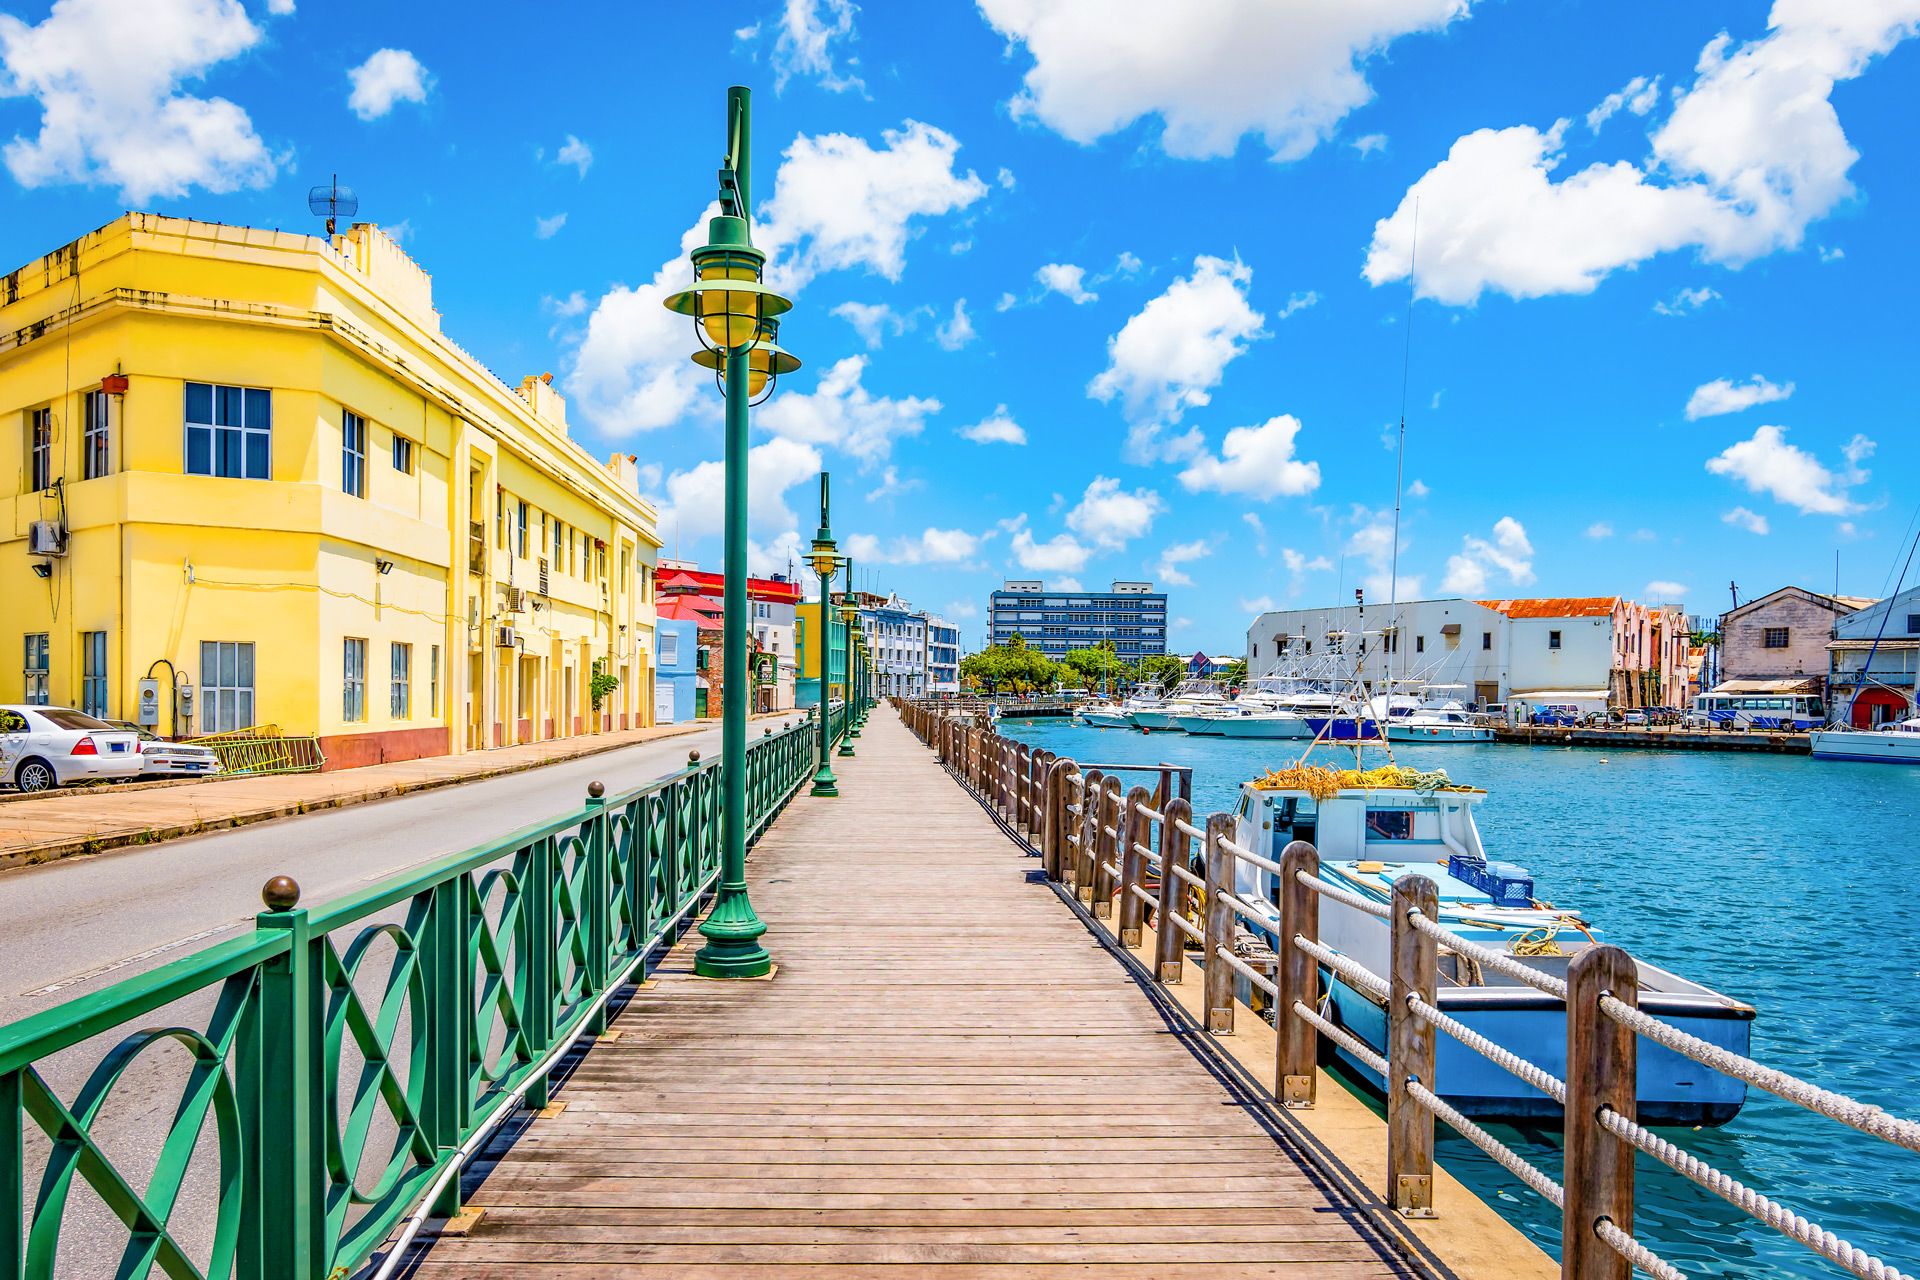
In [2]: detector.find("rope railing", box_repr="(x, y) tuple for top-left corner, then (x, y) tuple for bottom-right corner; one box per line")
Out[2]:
(895, 698), (1920, 1280)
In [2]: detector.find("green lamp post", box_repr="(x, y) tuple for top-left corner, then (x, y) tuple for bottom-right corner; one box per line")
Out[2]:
(807, 473), (840, 797)
(663, 85), (799, 980)
(842, 564), (863, 740)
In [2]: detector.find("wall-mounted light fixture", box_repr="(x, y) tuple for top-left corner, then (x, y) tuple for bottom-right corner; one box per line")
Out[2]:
(31, 561), (52, 579)
(375, 559), (394, 575)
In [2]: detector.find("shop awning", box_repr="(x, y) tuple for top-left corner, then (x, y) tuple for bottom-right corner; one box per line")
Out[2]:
(1711, 677), (1821, 693)
(1510, 689), (1609, 701)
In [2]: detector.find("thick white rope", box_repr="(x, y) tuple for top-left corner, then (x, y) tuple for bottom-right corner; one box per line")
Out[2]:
(1212, 944), (1278, 998)
(1292, 934), (1391, 1001)
(1291, 999), (1387, 1075)
(1598, 995), (1920, 1155)
(1597, 1107), (1913, 1280)
(1169, 863), (1205, 891)
(1407, 906), (1568, 999)
(1127, 883), (1156, 910)
(1165, 910), (1205, 943)
(1406, 991), (1567, 1105)
(1220, 833), (1285, 876)
(1174, 816), (1206, 841)
(1593, 1218), (1689, 1280)
(1135, 803), (1164, 823)
(1295, 869), (1392, 920)
(1405, 1079), (1565, 1210)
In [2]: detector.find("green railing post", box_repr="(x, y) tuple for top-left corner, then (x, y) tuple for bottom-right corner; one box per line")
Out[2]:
(418, 872), (471, 1217)
(524, 836), (557, 1111)
(2, 1068), (21, 1280)
(247, 876), (323, 1280)
(583, 782), (611, 1037)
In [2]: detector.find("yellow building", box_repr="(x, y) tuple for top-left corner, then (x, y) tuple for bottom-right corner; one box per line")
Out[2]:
(1, 214), (661, 768)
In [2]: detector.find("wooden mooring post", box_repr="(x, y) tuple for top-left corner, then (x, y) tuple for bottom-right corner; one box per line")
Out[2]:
(1202, 812), (1235, 1033)
(1153, 797), (1193, 983)
(1276, 839), (1320, 1108)
(1564, 945), (1639, 1280)
(1389, 875), (1438, 1217)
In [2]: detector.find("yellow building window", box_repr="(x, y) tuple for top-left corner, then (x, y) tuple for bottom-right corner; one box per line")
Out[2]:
(344, 638), (368, 722)
(390, 642), (411, 719)
(27, 407), (53, 492)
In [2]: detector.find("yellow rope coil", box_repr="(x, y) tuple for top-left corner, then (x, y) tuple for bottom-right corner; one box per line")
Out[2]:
(1251, 762), (1468, 798)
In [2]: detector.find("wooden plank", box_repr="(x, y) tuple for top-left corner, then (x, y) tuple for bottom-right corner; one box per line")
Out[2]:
(415, 707), (1437, 1278)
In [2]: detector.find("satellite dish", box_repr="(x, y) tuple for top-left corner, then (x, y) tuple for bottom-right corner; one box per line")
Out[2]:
(307, 174), (359, 237)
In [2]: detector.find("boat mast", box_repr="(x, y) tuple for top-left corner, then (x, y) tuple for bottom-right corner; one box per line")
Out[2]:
(1389, 198), (1419, 694)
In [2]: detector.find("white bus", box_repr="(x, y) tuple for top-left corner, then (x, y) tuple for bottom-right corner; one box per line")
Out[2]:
(1688, 692), (1824, 730)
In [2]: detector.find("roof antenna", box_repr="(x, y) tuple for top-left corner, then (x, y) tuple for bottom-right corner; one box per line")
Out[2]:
(307, 174), (359, 239)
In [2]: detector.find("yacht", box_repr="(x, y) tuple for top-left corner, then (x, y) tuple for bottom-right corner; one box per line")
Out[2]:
(1225, 764), (1753, 1124)
(1126, 678), (1230, 731)
(1809, 717), (1920, 764)
(1384, 685), (1495, 743)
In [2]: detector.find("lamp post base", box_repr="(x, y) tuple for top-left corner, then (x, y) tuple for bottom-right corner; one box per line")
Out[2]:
(837, 739), (855, 757)
(809, 763), (839, 797)
(694, 887), (771, 978)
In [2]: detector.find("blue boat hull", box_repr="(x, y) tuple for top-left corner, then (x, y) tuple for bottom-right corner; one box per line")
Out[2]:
(1303, 716), (1383, 741)
(1325, 976), (1751, 1126)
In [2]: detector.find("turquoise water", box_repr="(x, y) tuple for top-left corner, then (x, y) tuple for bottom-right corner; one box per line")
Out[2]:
(1000, 717), (1920, 1280)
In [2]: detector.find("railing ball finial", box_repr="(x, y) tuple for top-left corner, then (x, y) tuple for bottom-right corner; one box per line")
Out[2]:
(588, 780), (605, 799)
(688, 749), (702, 764)
(261, 875), (301, 911)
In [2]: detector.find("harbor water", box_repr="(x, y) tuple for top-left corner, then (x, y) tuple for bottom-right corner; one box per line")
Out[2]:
(999, 717), (1920, 1279)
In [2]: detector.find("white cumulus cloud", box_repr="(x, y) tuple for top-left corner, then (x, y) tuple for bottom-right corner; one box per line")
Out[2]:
(1655, 285), (1721, 316)
(773, 0), (863, 94)
(1089, 254), (1265, 459)
(832, 300), (909, 349)
(1685, 374), (1794, 420)
(555, 134), (592, 176)
(1585, 521), (1613, 539)
(757, 355), (942, 469)
(934, 298), (976, 350)
(534, 212), (567, 240)
(1365, 2), (1920, 304)
(656, 437), (822, 575)
(1155, 539), (1212, 588)
(1723, 506), (1771, 534)
(1009, 520), (1092, 573)
(1645, 580), (1689, 600)
(1706, 424), (1869, 515)
(0, 0), (276, 200)
(1177, 414), (1322, 500)
(1441, 516), (1534, 595)
(347, 48), (430, 121)
(1036, 261), (1097, 304)
(855, 526), (982, 565)
(959, 405), (1027, 445)
(1067, 476), (1164, 550)
(1585, 74), (1661, 132)
(979, 0), (1474, 162)
(566, 118), (987, 434)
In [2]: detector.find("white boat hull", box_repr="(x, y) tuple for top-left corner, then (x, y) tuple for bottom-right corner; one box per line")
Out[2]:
(1386, 723), (1494, 742)
(1076, 710), (1132, 729)
(1126, 710), (1180, 730)
(1212, 714), (1312, 739)
(1809, 728), (1920, 764)
(1171, 713), (1229, 736)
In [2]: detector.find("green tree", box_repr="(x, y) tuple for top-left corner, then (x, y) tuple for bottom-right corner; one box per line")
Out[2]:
(1059, 641), (1125, 691)
(1217, 659), (1248, 685)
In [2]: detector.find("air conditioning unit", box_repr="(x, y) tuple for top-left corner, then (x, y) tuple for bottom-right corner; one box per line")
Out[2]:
(29, 521), (66, 557)
(495, 625), (519, 648)
(504, 586), (525, 613)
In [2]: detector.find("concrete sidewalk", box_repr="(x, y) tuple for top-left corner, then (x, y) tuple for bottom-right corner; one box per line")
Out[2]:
(0, 715), (790, 870)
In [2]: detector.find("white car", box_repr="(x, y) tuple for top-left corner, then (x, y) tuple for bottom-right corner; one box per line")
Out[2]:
(106, 721), (224, 779)
(0, 705), (144, 792)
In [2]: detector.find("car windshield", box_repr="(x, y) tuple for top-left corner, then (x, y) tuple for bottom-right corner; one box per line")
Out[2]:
(34, 709), (117, 731)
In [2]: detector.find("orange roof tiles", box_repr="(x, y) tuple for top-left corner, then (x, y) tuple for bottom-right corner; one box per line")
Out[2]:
(1477, 596), (1620, 619)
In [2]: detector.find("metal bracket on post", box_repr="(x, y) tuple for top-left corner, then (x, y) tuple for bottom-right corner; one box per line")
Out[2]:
(1117, 785), (1152, 947)
(1389, 875), (1438, 1218)
(1564, 946), (1639, 1280)
(1154, 798), (1192, 983)
(1277, 840), (1320, 1108)
(1202, 813), (1235, 1034)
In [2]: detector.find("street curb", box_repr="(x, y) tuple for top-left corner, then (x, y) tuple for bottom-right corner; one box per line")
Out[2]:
(0, 716), (791, 874)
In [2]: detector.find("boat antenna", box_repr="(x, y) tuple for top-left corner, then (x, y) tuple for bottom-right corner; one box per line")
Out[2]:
(1389, 197), (1418, 690)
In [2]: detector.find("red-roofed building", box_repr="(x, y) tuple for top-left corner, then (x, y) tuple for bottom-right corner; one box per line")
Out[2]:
(654, 560), (799, 712)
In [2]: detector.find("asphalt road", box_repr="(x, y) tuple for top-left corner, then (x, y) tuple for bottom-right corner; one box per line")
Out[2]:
(0, 714), (804, 1025)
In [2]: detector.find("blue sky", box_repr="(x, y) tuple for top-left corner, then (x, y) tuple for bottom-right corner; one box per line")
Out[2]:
(4, 0), (1917, 652)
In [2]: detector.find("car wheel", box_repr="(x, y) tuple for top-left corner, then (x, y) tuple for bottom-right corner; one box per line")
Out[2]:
(15, 758), (58, 793)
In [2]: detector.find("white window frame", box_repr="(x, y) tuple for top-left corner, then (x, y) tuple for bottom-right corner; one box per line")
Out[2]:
(343, 638), (368, 723)
(201, 641), (256, 733)
(83, 391), (111, 480)
(185, 383), (271, 480)
(390, 642), (411, 719)
(342, 410), (367, 497)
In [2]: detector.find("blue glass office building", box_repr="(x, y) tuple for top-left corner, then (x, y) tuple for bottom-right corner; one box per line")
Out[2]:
(988, 580), (1168, 660)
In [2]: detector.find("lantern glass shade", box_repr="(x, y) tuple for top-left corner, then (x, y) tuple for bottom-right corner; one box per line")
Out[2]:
(696, 252), (763, 350)
(809, 540), (838, 579)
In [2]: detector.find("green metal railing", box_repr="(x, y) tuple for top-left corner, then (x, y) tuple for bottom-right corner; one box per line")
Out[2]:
(0, 710), (836, 1280)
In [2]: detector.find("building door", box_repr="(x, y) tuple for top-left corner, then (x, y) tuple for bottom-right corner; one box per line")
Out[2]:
(1850, 687), (1906, 727)
(656, 680), (675, 724)
(1474, 681), (1500, 708)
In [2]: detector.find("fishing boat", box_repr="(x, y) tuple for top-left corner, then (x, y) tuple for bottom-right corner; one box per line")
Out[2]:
(1224, 763), (1753, 1124)
(1809, 718), (1920, 764)
(1074, 700), (1134, 729)
(1384, 685), (1494, 742)
(1126, 678), (1230, 731)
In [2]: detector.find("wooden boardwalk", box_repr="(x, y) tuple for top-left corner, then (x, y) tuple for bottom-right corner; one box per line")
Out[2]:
(411, 708), (1431, 1278)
